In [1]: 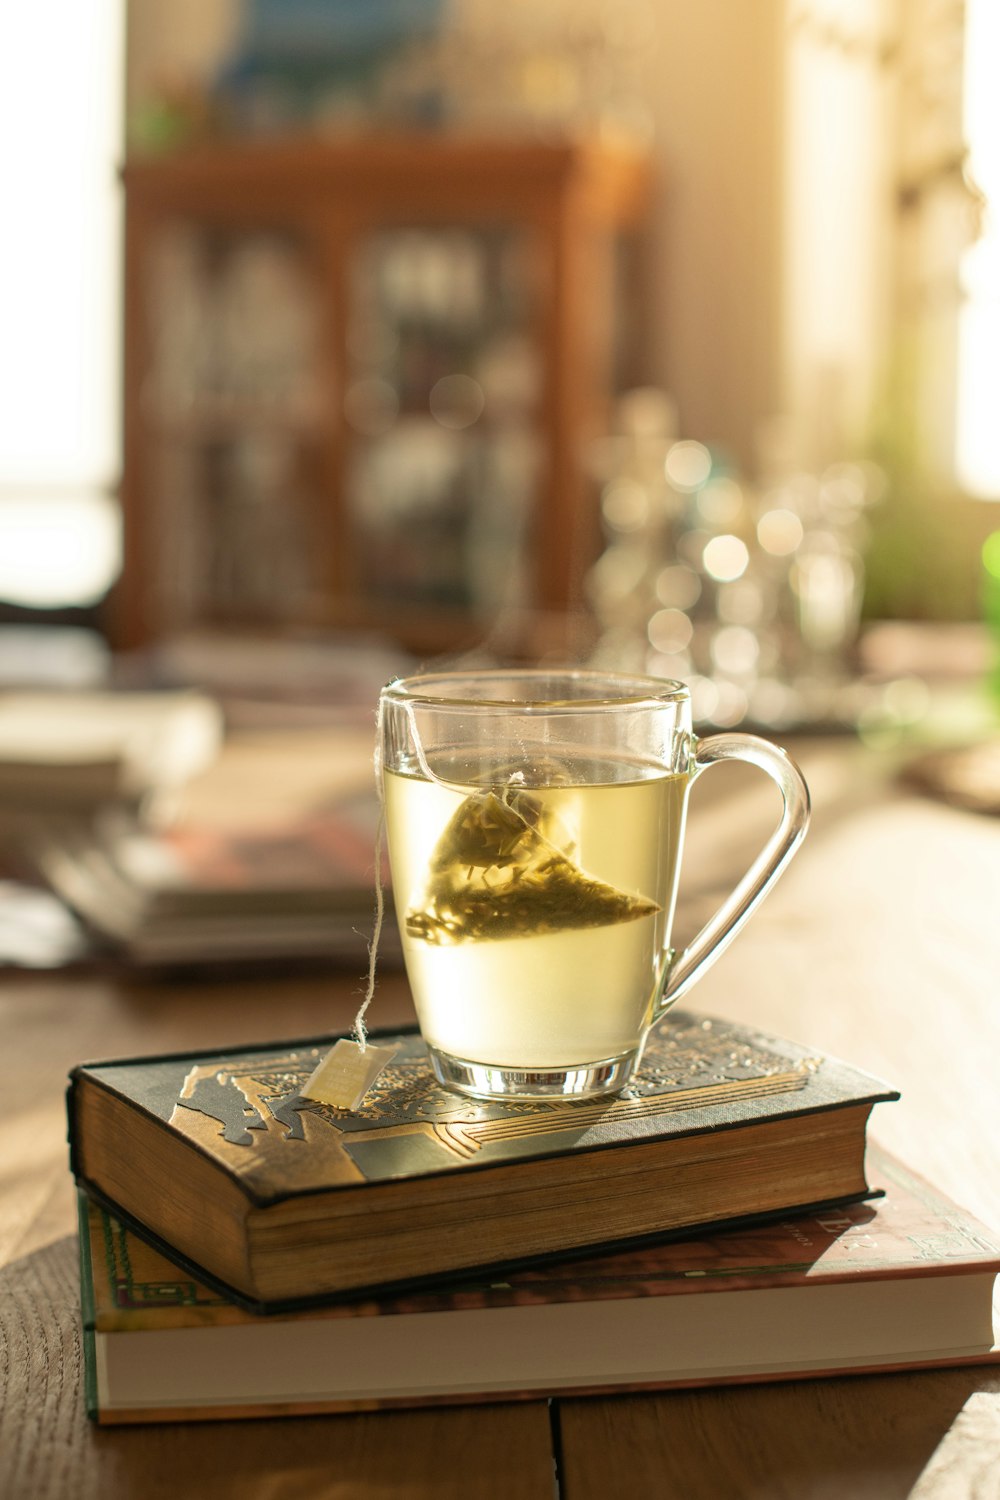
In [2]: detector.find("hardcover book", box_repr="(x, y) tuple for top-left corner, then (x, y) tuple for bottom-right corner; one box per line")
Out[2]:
(79, 1150), (1000, 1425)
(67, 1011), (898, 1309)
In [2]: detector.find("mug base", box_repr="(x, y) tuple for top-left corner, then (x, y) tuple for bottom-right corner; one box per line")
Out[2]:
(427, 1045), (639, 1102)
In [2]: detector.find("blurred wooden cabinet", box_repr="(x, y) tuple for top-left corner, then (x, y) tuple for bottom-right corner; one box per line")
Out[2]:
(117, 133), (650, 654)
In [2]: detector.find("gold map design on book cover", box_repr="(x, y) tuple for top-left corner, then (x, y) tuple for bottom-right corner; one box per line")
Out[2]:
(166, 1016), (820, 1196)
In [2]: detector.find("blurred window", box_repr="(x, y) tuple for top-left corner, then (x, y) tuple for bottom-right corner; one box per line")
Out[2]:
(895, 0), (999, 502)
(0, 1), (124, 607)
(955, 0), (1000, 499)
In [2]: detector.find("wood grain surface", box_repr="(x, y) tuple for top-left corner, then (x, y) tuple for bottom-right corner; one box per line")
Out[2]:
(2, 734), (999, 1499)
(557, 1373), (1000, 1500)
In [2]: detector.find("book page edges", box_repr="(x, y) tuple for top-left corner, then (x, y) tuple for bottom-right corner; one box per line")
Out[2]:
(87, 1274), (1000, 1422)
(76, 1106), (874, 1310)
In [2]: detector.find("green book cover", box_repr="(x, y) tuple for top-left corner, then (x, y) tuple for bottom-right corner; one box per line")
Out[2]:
(78, 1150), (1000, 1425)
(69, 1012), (898, 1201)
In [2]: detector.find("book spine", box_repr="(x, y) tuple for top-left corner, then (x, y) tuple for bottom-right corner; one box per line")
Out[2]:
(65, 1077), (82, 1182)
(76, 1192), (100, 1423)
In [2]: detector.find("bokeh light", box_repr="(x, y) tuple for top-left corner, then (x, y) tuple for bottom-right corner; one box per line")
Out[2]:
(654, 563), (701, 610)
(602, 480), (650, 531)
(757, 507), (804, 556)
(588, 545), (648, 604)
(982, 531), (1000, 580)
(711, 625), (760, 676)
(665, 440), (712, 491)
(429, 373), (485, 429)
(647, 607), (694, 654)
(710, 680), (749, 727)
(702, 534), (749, 582)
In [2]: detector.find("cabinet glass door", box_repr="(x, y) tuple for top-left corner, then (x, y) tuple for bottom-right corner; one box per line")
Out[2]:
(141, 224), (329, 632)
(344, 225), (544, 625)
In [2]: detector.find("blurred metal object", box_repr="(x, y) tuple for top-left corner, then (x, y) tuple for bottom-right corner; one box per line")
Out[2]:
(587, 393), (885, 728)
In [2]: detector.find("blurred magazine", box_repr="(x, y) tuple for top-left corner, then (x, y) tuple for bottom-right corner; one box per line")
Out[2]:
(27, 798), (395, 969)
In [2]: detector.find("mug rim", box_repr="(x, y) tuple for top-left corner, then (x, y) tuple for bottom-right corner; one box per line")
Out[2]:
(380, 667), (689, 710)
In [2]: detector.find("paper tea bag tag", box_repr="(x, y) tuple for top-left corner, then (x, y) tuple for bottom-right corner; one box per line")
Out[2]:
(405, 784), (659, 946)
(302, 1039), (398, 1111)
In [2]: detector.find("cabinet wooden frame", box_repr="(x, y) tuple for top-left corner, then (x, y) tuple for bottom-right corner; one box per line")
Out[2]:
(118, 133), (651, 655)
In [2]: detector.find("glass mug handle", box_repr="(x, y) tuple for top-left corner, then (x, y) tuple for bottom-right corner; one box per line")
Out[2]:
(656, 733), (811, 1013)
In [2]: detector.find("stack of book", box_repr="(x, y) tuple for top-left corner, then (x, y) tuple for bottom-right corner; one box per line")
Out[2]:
(67, 1011), (1000, 1424)
(11, 714), (398, 972)
(0, 688), (223, 817)
(28, 799), (396, 970)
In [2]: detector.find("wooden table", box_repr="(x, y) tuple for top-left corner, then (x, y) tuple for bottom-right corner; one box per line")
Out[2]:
(2, 734), (999, 1498)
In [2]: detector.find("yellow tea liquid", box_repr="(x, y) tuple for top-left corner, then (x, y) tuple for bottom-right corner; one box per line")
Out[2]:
(384, 754), (688, 1070)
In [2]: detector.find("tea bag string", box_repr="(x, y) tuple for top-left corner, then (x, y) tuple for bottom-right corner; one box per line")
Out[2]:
(353, 695), (467, 1051)
(351, 701), (389, 1054)
(399, 697), (574, 866)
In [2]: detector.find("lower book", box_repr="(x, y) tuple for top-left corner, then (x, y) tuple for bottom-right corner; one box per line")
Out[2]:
(80, 1147), (1000, 1425)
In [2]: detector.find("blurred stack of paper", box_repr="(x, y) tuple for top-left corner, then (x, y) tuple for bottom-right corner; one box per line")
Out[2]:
(28, 800), (392, 970)
(0, 690), (224, 817)
(0, 696), (395, 970)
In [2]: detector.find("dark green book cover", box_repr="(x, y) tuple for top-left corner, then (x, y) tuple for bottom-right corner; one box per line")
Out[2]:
(67, 1010), (899, 1310)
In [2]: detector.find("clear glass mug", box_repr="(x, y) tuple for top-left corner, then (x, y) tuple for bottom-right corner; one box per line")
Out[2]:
(379, 669), (809, 1101)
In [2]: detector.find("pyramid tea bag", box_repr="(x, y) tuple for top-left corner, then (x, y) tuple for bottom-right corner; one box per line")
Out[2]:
(404, 780), (659, 946)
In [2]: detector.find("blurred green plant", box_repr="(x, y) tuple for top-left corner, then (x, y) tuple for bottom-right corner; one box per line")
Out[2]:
(862, 341), (996, 622)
